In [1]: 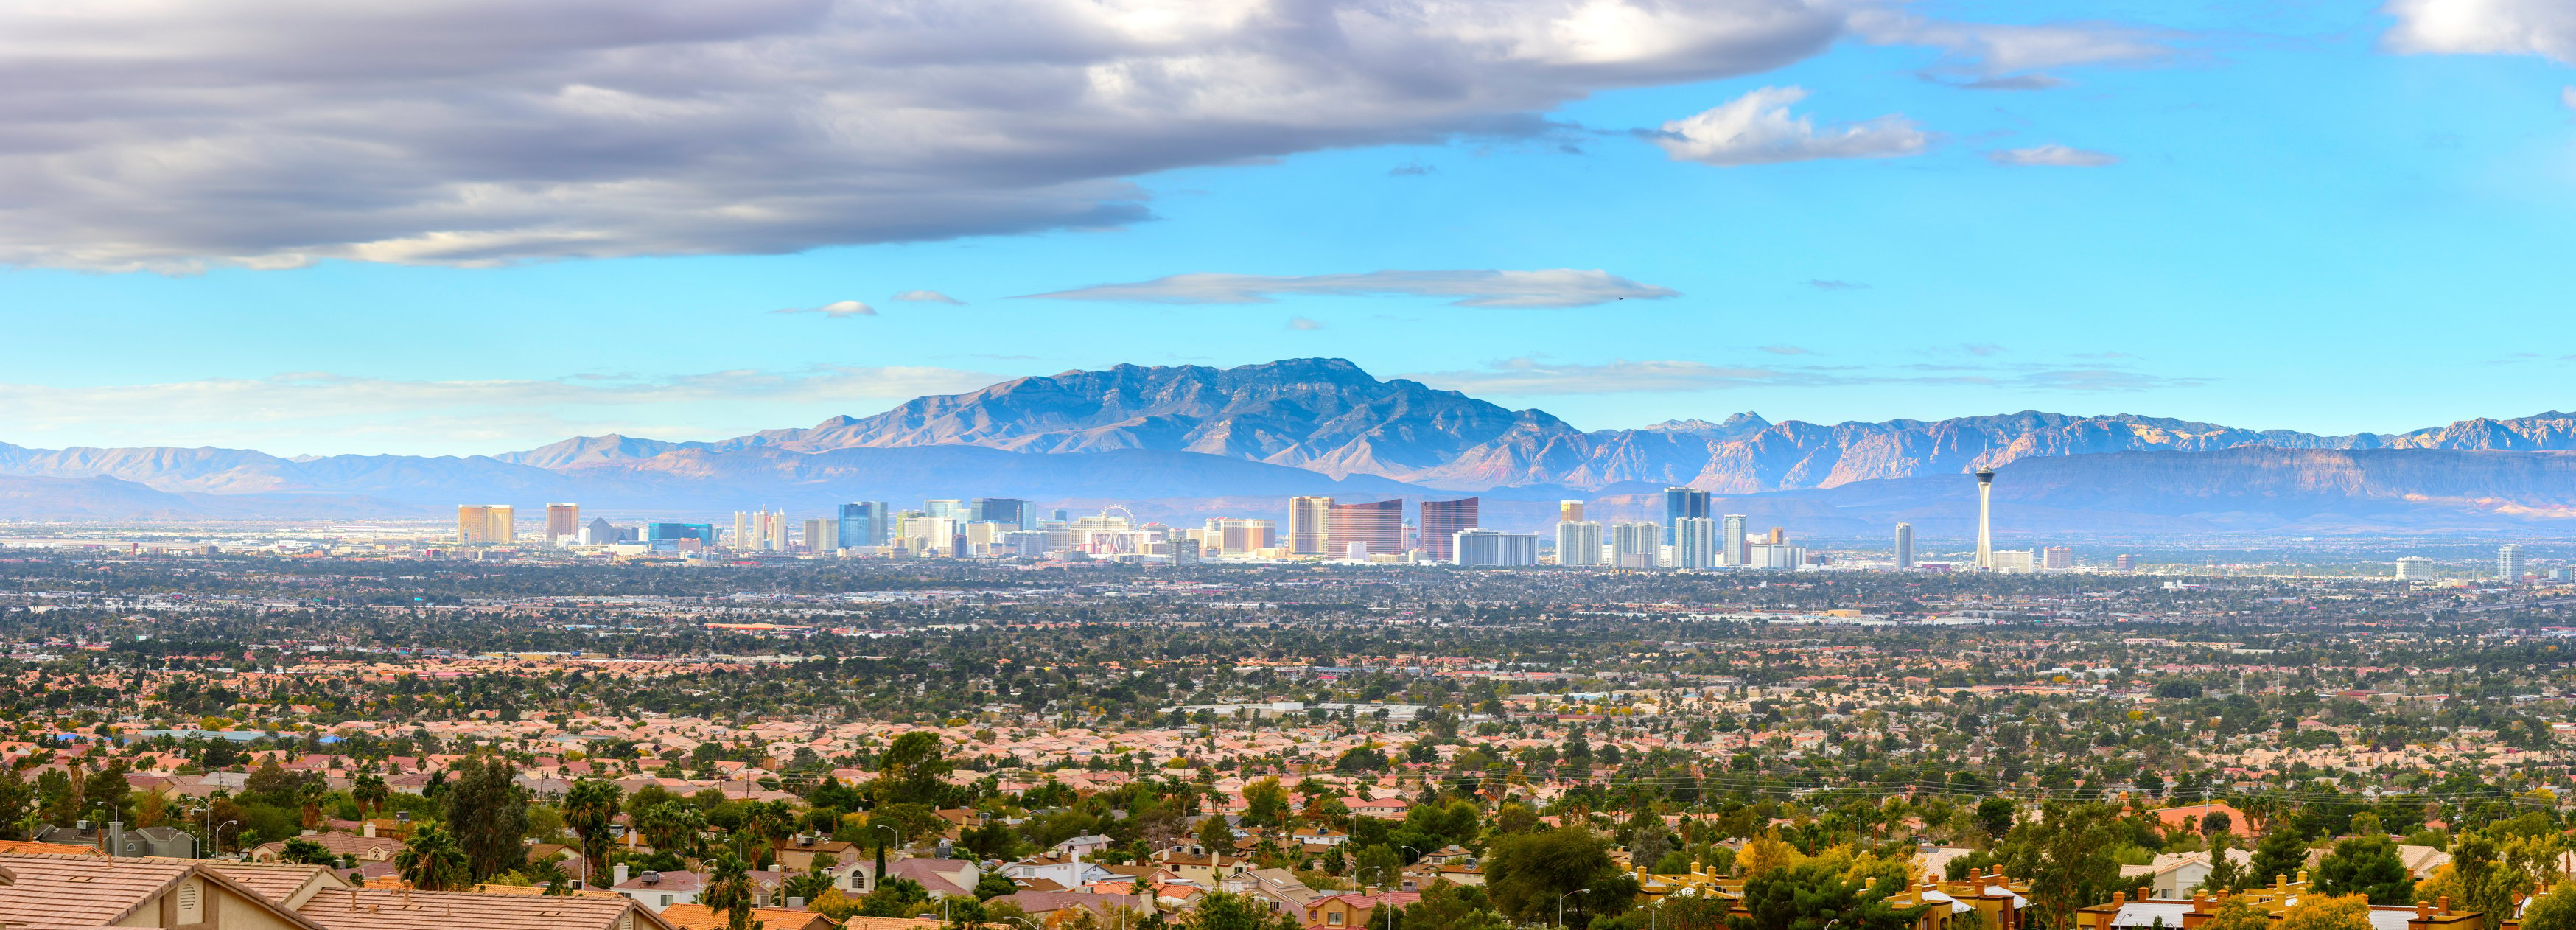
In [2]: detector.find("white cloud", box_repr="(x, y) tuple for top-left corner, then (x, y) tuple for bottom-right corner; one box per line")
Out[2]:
(0, 366), (996, 455)
(1649, 86), (1927, 166)
(1288, 316), (1326, 330)
(1020, 268), (1679, 308)
(774, 299), (877, 317)
(2384, 0), (2576, 63)
(0, 0), (1845, 270)
(1987, 144), (2119, 167)
(892, 290), (965, 304)
(1849, 10), (2177, 86)
(2564, 85), (2576, 109)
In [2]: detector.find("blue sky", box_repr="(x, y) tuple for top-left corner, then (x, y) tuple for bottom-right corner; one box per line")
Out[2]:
(0, 0), (2572, 455)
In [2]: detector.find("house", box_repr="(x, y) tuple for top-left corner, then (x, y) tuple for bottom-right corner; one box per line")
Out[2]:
(613, 863), (706, 912)
(1304, 890), (1420, 929)
(2398, 845), (2453, 880)
(777, 834), (858, 872)
(660, 902), (839, 930)
(253, 829), (407, 864)
(0, 839), (102, 856)
(31, 822), (199, 858)
(1289, 827), (1348, 847)
(2152, 803), (2253, 837)
(1007, 853), (1118, 891)
(885, 856), (981, 898)
(1351, 798), (1410, 820)
(295, 885), (680, 930)
(0, 852), (333, 929)
(2115, 850), (2250, 900)
(1055, 834), (1115, 858)
(1221, 867), (1319, 914)
(990, 889), (1154, 925)
(2073, 881), (2481, 930)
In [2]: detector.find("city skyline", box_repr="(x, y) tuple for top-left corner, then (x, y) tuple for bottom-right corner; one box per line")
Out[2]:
(1, 1), (2572, 455)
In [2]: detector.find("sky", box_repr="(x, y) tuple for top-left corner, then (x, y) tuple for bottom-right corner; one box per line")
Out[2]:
(1, 0), (2573, 456)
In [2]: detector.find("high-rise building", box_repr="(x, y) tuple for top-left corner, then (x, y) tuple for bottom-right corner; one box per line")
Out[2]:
(1418, 497), (1479, 562)
(1327, 500), (1404, 558)
(2114, 553), (2136, 571)
(804, 518), (838, 553)
(1991, 549), (2035, 573)
(839, 502), (890, 548)
(2395, 556), (2435, 580)
(1662, 487), (1711, 544)
(732, 511), (753, 549)
(1767, 526), (1785, 545)
(1453, 529), (1539, 567)
(1558, 500), (1585, 522)
(1975, 467), (1997, 570)
(1745, 543), (1806, 570)
(1671, 517), (1717, 569)
(647, 522), (715, 546)
(1611, 522), (1662, 569)
(456, 505), (513, 545)
(1555, 520), (1603, 567)
(2499, 545), (2527, 584)
(2042, 546), (2073, 570)
(1203, 518), (1278, 556)
(971, 498), (1032, 529)
(545, 503), (580, 543)
(924, 499), (966, 520)
(1893, 522), (1914, 570)
(1288, 496), (1333, 556)
(1721, 514), (1749, 566)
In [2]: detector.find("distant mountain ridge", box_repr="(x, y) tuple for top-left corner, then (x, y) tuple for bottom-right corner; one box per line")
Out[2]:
(497, 359), (2576, 492)
(7, 357), (2576, 531)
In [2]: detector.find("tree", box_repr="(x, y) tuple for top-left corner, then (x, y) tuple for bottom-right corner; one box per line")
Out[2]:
(1244, 778), (1291, 832)
(2247, 829), (2310, 890)
(85, 761), (133, 822)
(1184, 890), (1306, 930)
(1975, 799), (2016, 842)
(2315, 836), (2413, 905)
(2200, 812), (2233, 836)
(635, 797), (706, 856)
(1354, 845), (1404, 889)
(396, 822), (470, 891)
(1404, 881), (1512, 930)
(878, 732), (952, 808)
(351, 772), (390, 817)
(2198, 896), (2273, 930)
(563, 778), (623, 887)
(1728, 856), (1925, 930)
(2521, 881), (2576, 930)
(2414, 833), (2528, 921)
(280, 837), (337, 866)
(975, 873), (1019, 901)
(0, 769), (35, 840)
(442, 757), (531, 880)
(2276, 895), (2373, 930)
(858, 877), (932, 918)
(1485, 828), (1639, 930)
(2198, 832), (2247, 894)
(1996, 802), (2123, 930)
(704, 853), (763, 930)
(1198, 812), (1236, 856)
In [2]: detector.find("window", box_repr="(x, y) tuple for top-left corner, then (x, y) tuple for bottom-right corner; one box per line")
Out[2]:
(659, 895), (673, 907)
(1329, 913), (1344, 925)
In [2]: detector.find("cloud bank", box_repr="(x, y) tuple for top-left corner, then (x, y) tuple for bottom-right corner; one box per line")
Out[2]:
(1987, 144), (2119, 167)
(2384, 0), (2576, 63)
(1650, 86), (1928, 166)
(1021, 269), (1679, 308)
(0, 0), (1845, 270)
(774, 300), (877, 318)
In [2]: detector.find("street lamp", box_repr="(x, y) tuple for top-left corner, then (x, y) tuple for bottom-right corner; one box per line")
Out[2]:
(1558, 889), (1589, 929)
(215, 820), (239, 860)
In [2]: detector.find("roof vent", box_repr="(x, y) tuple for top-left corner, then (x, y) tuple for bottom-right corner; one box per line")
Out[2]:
(640, 871), (662, 885)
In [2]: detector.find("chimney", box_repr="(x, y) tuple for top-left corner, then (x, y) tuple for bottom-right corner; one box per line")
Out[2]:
(2438, 897), (2451, 915)
(108, 819), (123, 858)
(614, 864), (630, 887)
(363, 822), (376, 839)
(788, 897), (806, 909)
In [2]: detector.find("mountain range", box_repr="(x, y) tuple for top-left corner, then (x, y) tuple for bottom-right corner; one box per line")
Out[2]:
(7, 357), (2576, 535)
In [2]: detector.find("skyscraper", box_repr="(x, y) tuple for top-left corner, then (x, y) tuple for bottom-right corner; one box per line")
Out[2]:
(970, 497), (1032, 528)
(804, 518), (838, 552)
(2396, 556), (2434, 579)
(1558, 500), (1585, 522)
(1672, 517), (1717, 569)
(1288, 496), (1333, 556)
(1893, 522), (1914, 570)
(1662, 487), (1711, 544)
(1328, 499), (1404, 557)
(1611, 522), (1662, 568)
(648, 522), (715, 546)
(1974, 467), (1997, 570)
(457, 505), (513, 545)
(1555, 520), (1603, 567)
(1452, 529), (1539, 567)
(839, 502), (890, 548)
(924, 499), (966, 520)
(2114, 553), (2135, 571)
(1721, 514), (1749, 566)
(1418, 497), (1479, 562)
(732, 511), (753, 549)
(1767, 526), (1785, 545)
(545, 503), (580, 543)
(2043, 546), (2073, 570)
(2499, 545), (2527, 584)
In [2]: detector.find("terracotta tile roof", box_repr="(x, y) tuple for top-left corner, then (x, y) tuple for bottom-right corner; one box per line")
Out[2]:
(0, 841), (101, 856)
(0, 853), (331, 930)
(836, 916), (948, 930)
(293, 886), (677, 930)
(658, 902), (839, 930)
(206, 860), (351, 909)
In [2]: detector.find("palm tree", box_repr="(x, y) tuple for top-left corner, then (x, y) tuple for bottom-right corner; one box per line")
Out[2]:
(703, 853), (763, 930)
(351, 772), (390, 817)
(396, 822), (469, 891)
(744, 800), (794, 864)
(563, 778), (622, 887)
